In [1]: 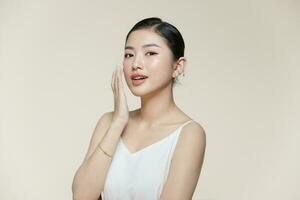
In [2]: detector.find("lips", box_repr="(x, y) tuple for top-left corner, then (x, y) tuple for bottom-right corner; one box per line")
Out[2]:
(130, 73), (148, 80)
(130, 73), (148, 86)
(132, 77), (147, 86)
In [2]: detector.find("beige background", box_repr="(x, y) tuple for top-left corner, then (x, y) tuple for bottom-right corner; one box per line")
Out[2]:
(1, 0), (299, 199)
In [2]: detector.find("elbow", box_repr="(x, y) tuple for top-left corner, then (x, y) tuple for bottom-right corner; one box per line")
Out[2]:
(72, 183), (102, 200)
(72, 192), (101, 200)
(71, 167), (103, 200)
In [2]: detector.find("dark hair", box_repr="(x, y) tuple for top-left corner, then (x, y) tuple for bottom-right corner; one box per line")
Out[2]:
(125, 17), (185, 86)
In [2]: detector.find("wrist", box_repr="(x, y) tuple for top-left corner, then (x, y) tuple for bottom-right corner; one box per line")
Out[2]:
(112, 118), (128, 126)
(111, 119), (127, 129)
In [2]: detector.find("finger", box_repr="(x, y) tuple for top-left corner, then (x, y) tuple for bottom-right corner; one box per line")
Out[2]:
(118, 68), (125, 100)
(118, 67), (127, 102)
(113, 68), (118, 109)
(111, 69), (117, 95)
(114, 67), (119, 98)
(110, 69), (116, 110)
(111, 70), (115, 91)
(119, 65), (125, 89)
(117, 66), (123, 103)
(118, 66), (122, 88)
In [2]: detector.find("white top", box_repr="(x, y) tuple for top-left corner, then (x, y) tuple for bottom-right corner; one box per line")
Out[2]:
(101, 119), (194, 200)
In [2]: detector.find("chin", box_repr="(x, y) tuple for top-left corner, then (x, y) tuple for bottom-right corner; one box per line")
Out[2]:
(129, 86), (149, 97)
(129, 84), (163, 99)
(127, 84), (150, 96)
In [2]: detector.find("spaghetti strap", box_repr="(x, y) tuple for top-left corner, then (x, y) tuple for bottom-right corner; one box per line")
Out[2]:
(102, 118), (197, 199)
(166, 118), (196, 175)
(175, 119), (195, 135)
(181, 119), (194, 127)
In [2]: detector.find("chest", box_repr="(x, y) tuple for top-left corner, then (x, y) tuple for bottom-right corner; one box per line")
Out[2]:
(120, 123), (180, 154)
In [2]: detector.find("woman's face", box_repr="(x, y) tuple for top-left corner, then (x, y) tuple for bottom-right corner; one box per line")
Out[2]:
(122, 29), (176, 97)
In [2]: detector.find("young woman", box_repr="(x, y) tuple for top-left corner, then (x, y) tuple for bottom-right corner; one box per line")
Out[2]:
(72, 17), (206, 200)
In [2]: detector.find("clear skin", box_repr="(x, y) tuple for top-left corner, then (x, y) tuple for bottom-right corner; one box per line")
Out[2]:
(109, 30), (205, 200)
(112, 28), (187, 127)
(71, 29), (199, 200)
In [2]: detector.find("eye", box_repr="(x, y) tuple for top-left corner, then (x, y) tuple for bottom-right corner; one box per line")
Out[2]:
(124, 53), (133, 58)
(146, 52), (157, 56)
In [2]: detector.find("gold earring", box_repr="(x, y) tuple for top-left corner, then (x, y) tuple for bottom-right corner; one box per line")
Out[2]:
(173, 71), (177, 78)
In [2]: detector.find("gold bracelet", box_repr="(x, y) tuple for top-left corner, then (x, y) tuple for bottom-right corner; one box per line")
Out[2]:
(97, 145), (112, 159)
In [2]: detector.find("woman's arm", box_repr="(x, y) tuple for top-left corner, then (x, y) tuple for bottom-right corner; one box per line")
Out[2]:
(72, 111), (127, 200)
(72, 65), (129, 200)
(160, 122), (206, 200)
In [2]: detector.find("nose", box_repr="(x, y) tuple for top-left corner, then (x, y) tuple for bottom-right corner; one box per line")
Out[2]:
(132, 61), (143, 71)
(132, 64), (140, 70)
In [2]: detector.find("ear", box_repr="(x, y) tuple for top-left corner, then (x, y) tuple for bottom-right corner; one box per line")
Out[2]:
(172, 57), (187, 77)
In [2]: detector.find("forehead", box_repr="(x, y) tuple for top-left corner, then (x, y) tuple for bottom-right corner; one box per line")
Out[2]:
(125, 29), (168, 49)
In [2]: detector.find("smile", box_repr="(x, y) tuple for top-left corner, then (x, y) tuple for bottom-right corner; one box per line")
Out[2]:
(132, 77), (148, 86)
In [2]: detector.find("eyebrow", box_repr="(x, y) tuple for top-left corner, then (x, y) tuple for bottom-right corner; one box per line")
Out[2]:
(125, 43), (161, 50)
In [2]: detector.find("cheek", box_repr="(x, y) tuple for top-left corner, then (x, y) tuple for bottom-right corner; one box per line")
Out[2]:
(148, 57), (173, 78)
(123, 60), (131, 72)
(122, 62), (132, 82)
(123, 59), (130, 66)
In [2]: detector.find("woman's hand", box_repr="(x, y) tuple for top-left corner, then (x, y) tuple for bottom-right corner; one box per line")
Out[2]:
(111, 65), (129, 125)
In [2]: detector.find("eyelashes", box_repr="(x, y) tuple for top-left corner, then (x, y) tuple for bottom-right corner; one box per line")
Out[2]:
(124, 52), (157, 58)
(124, 53), (133, 58)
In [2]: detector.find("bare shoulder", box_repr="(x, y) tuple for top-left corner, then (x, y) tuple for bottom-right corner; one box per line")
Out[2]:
(173, 120), (206, 162)
(90, 111), (114, 136)
(159, 120), (206, 199)
(183, 120), (206, 136)
(96, 109), (138, 130)
(180, 120), (206, 149)
(91, 110), (117, 141)
(97, 111), (114, 128)
(82, 111), (114, 162)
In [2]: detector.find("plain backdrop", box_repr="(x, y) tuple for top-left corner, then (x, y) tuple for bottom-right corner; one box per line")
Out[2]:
(0, 0), (299, 199)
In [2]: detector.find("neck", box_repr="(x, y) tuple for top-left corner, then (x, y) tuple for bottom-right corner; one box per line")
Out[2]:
(136, 83), (178, 126)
